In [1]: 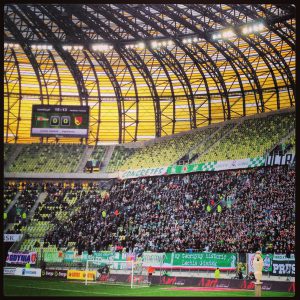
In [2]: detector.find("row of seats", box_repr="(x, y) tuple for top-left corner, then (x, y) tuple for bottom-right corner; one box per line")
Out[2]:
(90, 146), (106, 162)
(191, 123), (235, 163)
(196, 112), (295, 163)
(18, 183), (104, 252)
(7, 143), (85, 173)
(4, 183), (18, 211)
(116, 127), (218, 170)
(4, 144), (19, 167)
(105, 147), (137, 172)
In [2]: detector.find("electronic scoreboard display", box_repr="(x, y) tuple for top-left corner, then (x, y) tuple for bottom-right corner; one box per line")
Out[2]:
(31, 105), (89, 138)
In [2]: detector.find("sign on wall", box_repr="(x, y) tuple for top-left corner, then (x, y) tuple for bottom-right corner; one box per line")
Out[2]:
(4, 234), (23, 242)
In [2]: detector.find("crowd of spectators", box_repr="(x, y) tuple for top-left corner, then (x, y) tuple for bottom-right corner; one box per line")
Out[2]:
(4, 183), (18, 211)
(5, 183), (40, 234)
(44, 165), (295, 254)
(34, 182), (83, 222)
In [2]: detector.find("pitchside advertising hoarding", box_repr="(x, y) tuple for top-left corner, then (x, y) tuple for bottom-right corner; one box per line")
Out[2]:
(31, 105), (89, 138)
(4, 267), (41, 277)
(67, 270), (97, 281)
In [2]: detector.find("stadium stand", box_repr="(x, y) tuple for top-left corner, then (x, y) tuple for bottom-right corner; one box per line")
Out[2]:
(84, 146), (106, 172)
(5, 183), (40, 235)
(4, 182), (18, 211)
(3, 4), (296, 297)
(18, 183), (108, 252)
(4, 111), (294, 173)
(7, 143), (86, 173)
(193, 112), (295, 163)
(36, 165), (295, 254)
(4, 144), (17, 166)
(115, 126), (218, 170)
(105, 146), (137, 173)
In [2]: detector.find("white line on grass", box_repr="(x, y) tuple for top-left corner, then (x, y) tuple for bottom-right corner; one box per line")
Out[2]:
(5, 284), (131, 296)
(5, 284), (157, 297)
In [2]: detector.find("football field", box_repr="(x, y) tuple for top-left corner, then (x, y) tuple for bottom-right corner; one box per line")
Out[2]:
(3, 276), (295, 297)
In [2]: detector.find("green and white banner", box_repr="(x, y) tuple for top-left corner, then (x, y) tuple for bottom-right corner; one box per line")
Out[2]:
(164, 252), (237, 270)
(167, 157), (265, 175)
(119, 157), (266, 179)
(43, 250), (237, 270)
(63, 251), (116, 263)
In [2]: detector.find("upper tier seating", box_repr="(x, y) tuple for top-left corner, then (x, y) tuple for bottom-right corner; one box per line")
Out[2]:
(117, 127), (218, 170)
(7, 143), (85, 173)
(105, 147), (137, 173)
(194, 112), (295, 163)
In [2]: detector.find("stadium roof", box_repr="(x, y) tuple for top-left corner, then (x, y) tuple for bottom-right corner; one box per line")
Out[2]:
(4, 4), (295, 144)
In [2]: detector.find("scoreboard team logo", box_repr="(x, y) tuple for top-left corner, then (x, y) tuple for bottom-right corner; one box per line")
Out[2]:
(74, 116), (83, 126)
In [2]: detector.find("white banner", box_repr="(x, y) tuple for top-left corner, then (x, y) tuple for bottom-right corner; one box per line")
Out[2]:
(4, 267), (19, 276)
(4, 234), (23, 242)
(19, 268), (42, 277)
(142, 252), (166, 267)
(214, 158), (251, 171)
(4, 267), (41, 277)
(121, 167), (168, 179)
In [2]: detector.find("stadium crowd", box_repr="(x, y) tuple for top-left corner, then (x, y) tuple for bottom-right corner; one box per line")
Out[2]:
(43, 165), (295, 254)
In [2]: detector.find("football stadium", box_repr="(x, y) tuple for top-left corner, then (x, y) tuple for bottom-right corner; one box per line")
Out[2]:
(3, 3), (295, 298)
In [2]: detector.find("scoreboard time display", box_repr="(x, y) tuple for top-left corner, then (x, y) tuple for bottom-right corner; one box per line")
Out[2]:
(31, 105), (89, 138)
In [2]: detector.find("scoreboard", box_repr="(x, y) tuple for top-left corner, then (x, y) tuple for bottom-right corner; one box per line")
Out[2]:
(31, 105), (89, 138)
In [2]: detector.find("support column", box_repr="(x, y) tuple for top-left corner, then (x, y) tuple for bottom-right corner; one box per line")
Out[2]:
(254, 282), (262, 297)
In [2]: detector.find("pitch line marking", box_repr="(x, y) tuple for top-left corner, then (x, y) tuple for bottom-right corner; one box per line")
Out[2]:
(5, 283), (157, 297)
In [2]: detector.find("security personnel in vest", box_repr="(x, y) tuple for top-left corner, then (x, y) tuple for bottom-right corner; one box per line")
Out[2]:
(22, 211), (27, 225)
(214, 267), (220, 279)
(25, 262), (30, 269)
(4, 212), (8, 227)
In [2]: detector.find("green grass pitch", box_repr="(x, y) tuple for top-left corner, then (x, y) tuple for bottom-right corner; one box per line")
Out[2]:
(3, 276), (295, 297)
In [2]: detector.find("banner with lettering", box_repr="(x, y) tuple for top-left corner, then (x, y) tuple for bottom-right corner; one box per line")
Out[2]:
(265, 153), (295, 166)
(141, 252), (166, 267)
(117, 155), (295, 179)
(6, 252), (37, 265)
(121, 167), (168, 179)
(164, 252), (237, 270)
(4, 234), (23, 242)
(63, 251), (116, 263)
(67, 270), (96, 281)
(271, 254), (295, 276)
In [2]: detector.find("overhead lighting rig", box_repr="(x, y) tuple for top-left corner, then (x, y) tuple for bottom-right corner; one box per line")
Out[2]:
(212, 22), (265, 41)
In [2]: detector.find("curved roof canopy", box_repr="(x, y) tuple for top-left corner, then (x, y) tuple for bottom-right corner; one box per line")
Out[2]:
(4, 4), (295, 144)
